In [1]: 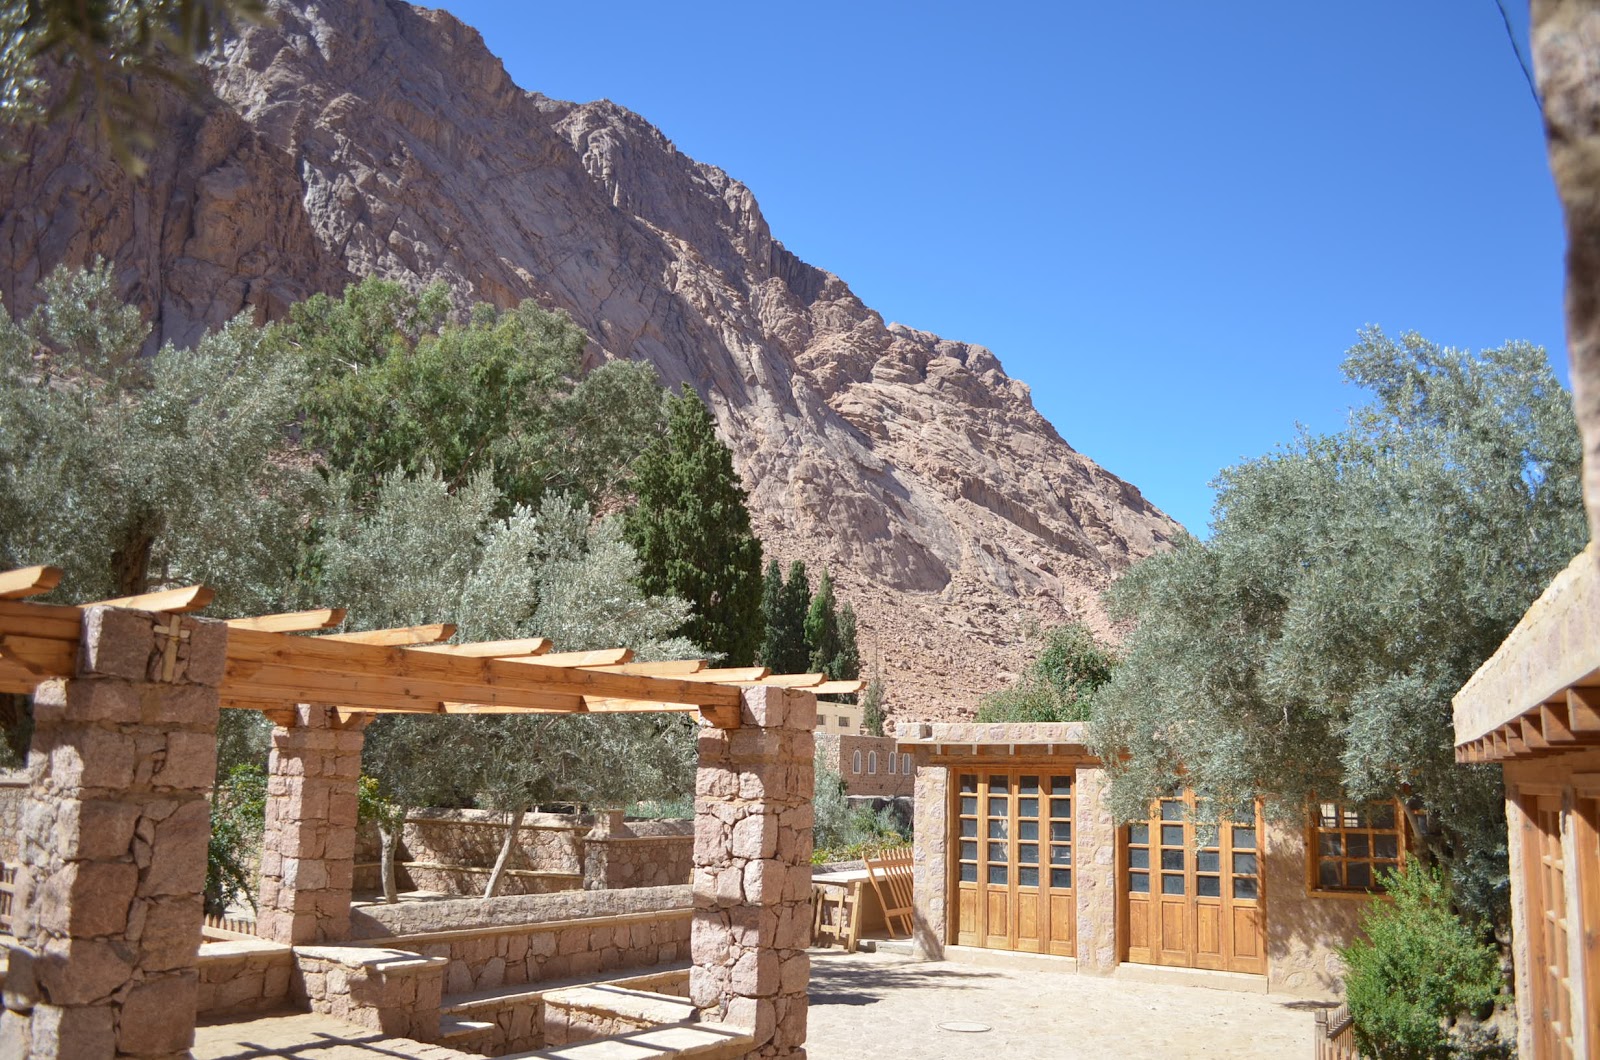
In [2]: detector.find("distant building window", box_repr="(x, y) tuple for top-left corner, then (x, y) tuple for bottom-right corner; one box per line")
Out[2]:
(1310, 801), (1407, 893)
(868, 751), (878, 774)
(888, 752), (897, 774)
(838, 716), (849, 728)
(852, 750), (862, 774)
(817, 713), (825, 725)
(902, 753), (912, 775)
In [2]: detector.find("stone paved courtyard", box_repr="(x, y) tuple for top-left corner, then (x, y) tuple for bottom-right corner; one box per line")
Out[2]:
(806, 949), (1319, 1060)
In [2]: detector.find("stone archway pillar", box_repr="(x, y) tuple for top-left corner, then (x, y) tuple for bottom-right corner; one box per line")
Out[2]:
(0, 606), (225, 1060)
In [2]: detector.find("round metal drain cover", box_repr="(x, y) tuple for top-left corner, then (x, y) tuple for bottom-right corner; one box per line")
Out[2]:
(937, 1021), (992, 1033)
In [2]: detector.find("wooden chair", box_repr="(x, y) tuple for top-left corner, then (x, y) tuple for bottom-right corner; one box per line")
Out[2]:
(863, 845), (915, 939)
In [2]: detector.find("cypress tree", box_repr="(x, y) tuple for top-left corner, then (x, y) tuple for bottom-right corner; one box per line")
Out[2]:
(834, 601), (861, 682)
(623, 385), (765, 664)
(766, 560), (812, 675)
(805, 569), (841, 677)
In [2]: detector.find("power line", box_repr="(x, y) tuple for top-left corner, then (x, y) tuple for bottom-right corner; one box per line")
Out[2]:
(1493, 0), (1541, 108)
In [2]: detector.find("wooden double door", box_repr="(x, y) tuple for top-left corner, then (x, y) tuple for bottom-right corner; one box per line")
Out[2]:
(1122, 792), (1266, 974)
(952, 768), (1075, 955)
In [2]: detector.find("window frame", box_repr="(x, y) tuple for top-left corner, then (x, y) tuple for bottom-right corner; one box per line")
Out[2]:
(1307, 799), (1408, 898)
(868, 750), (878, 774)
(852, 749), (862, 774)
(902, 753), (912, 775)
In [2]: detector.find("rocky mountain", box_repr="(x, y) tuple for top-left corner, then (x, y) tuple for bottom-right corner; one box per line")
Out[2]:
(0, 0), (1179, 719)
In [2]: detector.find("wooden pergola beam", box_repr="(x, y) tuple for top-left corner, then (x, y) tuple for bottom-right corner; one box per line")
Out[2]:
(676, 667), (769, 683)
(515, 648), (633, 668)
(226, 609), (347, 633)
(811, 680), (865, 696)
(749, 673), (825, 688)
(583, 660), (705, 676)
(410, 637), (552, 658)
(87, 585), (215, 613)
(320, 623), (456, 646)
(0, 565), (63, 600)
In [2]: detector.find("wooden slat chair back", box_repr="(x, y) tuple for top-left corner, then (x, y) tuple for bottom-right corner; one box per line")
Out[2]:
(863, 844), (915, 938)
(811, 883), (860, 951)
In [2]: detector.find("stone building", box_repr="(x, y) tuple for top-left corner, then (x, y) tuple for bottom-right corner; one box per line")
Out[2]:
(814, 733), (913, 799)
(1452, 544), (1600, 1059)
(898, 721), (1400, 1000)
(811, 699), (865, 735)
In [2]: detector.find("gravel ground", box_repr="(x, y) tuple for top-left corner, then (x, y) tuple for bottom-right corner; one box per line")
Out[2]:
(805, 948), (1319, 1060)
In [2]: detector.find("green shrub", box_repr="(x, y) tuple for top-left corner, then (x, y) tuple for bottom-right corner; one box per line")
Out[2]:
(206, 764), (267, 915)
(1341, 864), (1503, 1059)
(811, 750), (908, 862)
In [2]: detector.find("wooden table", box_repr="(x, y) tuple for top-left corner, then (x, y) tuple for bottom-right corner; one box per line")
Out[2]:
(812, 868), (886, 952)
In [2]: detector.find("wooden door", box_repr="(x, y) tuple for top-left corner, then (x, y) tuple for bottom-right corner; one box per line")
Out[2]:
(1122, 792), (1265, 975)
(952, 768), (1075, 956)
(1523, 792), (1577, 1059)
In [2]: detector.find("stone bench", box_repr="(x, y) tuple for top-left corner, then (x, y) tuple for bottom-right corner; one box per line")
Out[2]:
(501, 1022), (755, 1060)
(439, 961), (691, 1053)
(541, 984), (697, 1047)
(293, 944), (448, 1041)
(196, 937), (295, 1017)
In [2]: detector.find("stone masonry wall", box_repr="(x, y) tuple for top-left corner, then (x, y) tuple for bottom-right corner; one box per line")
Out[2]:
(0, 770), (26, 865)
(816, 735), (913, 799)
(1261, 818), (1369, 1000)
(1072, 764), (1118, 974)
(349, 884), (689, 940)
(909, 750), (948, 960)
(690, 687), (813, 1059)
(195, 939), (294, 1017)
(0, 606), (224, 1060)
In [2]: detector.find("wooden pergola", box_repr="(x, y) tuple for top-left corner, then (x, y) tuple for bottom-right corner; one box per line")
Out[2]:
(0, 565), (861, 730)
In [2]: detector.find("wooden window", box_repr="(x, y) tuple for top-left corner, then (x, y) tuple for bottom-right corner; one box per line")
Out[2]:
(837, 716), (849, 728)
(1309, 801), (1404, 893)
(852, 750), (861, 774)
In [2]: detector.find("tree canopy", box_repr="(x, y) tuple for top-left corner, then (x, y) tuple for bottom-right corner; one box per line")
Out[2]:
(977, 623), (1118, 723)
(1090, 329), (1586, 923)
(623, 385), (764, 665)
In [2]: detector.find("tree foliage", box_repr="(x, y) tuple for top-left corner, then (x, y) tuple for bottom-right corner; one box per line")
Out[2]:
(1342, 865), (1505, 1060)
(1091, 330), (1585, 924)
(622, 385), (764, 665)
(860, 675), (887, 737)
(805, 570), (840, 676)
(978, 623), (1118, 723)
(758, 559), (809, 674)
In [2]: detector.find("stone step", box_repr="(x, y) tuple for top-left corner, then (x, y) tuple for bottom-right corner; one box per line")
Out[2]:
(499, 1022), (755, 1060)
(438, 1014), (498, 1044)
(541, 984), (697, 1046)
(440, 961), (690, 1015)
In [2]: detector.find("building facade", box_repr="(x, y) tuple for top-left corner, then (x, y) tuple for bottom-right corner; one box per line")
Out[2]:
(814, 732), (915, 799)
(898, 722), (1399, 1000)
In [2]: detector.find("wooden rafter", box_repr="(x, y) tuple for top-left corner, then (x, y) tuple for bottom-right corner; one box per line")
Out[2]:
(0, 565), (63, 600)
(410, 637), (552, 658)
(89, 585), (214, 613)
(812, 680), (865, 696)
(676, 667), (768, 683)
(226, 609), (347, 633)
(583, 660), (705, 676)
(517, 648), (633, 668)
(749, 673), (825, 688)
(320, 623), (456, 646)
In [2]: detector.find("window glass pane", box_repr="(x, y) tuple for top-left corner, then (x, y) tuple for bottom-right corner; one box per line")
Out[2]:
(1373, 834), (1398, 859)
(988, 865), (1009, 885)
(888, 754), (896, 773)
(1018, 798), (1039, 819)
(1161, 800), (1185, 821)
(1019, 866), (1039, 887)
(1232, 852), (1258, 876)
(1197, 850), (1220, 873)
(1233, 827), (1256, 850)
(1343, 807), (1365, 828)
(1161, 824), (1184, 846)
(1161, 849), (1185, 870)
(1319, 802), (1339, 828)
(1050, 821), (1072, 842)
(1318, 834), (1342, 858)
(960, 841), (977, 861)
(902, 754), (912, 774)
(1233, 877), (1258, 900)
(960, 818), (977, 838)
(1018, 844), (1039, 865)
(1197, 875), (1222, 897)
(1019, 775), (1040, 794)
(1052, 868), (1074, 889)
(1019, 820), (1038, 841)
(1229, 802), (1254, 825)
(1371, 803), (1396, 830)
(1127, 871), (1148, 893)
(1051, 845), (1072, 866)
(1195, 824), (1220, 850)
(1318, 861), (1342, 888)
(988, 797), (1008, 817)
(988, 819), (1008, 839)
(989, 775), (1009, 793)
(1161, 874), (1185, 895)
(960, 796), (977, 816)
(1051, 775), (1072, 793)
(1128, 847), (1149, 869)
(1194, 799), (1214, 823)
(988, 842), (1009, 863)
(960, 863), (977, 882)
(1129, 823), (1149, 845)
(961, 774), (979, 794)
(1346, 863), (1372, 889)
(1346, 834), (1369, 858)
(1050, 798), (1072, 819)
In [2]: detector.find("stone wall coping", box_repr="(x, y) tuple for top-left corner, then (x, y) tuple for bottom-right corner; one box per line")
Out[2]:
(894, 720), (1091, 746)
(294, 944), (449, 973)
(356, 906), (694, 949)
(1453, 543), (1600, 743)
(197, 939), (291, 961)
(381, 861), (582, 879)
(506, 1022), (755, 1059)
(443, 963), (691, 1011)
(542, 984), (696, 1025)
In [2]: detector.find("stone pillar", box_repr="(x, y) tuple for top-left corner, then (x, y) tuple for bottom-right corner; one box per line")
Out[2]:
(690, 687), (813, 1059)
(1, 606), (225, 1060)
(1072, 763), (1119, 974)
(255, 705), (365, 945)
(909, 752), (947, 960)
(581, 811), (633, 891)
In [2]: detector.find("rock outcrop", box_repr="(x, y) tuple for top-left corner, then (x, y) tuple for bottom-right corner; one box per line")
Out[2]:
(0, 0), (1180, 718)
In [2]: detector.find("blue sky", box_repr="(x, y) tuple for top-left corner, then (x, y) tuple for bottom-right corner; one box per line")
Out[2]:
(438, 1), (1563, 535)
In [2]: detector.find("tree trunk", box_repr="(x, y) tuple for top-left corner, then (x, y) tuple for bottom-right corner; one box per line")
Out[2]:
(378, 821), (400, 904)
(483, 803), (529, 899)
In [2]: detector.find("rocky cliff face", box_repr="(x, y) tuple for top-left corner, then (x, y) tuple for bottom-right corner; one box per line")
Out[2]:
(0, 0), (1179, 718)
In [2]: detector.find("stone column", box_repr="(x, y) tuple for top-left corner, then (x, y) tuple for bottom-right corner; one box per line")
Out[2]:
(909, 752), (947, 960)
(1072, 763), (1119, 974)
(690, 687), (813, 1059)
(255, 705), (365, 945)
(1, 606), (225, 1060)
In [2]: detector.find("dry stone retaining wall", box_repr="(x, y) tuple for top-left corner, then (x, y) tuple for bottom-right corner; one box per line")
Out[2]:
(195, 939), (294, 1017)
